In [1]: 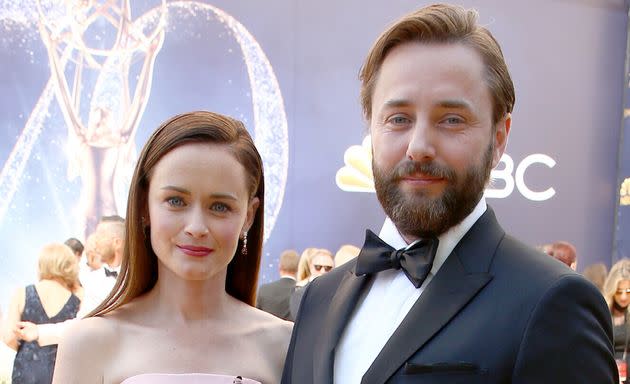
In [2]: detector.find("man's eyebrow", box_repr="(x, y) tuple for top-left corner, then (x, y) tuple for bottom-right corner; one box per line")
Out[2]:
(383, 99), (413, 108)
(436, 99), (473, 110)
(382, 99), (473, 110)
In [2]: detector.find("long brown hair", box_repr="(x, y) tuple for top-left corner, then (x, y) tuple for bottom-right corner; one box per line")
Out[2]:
(90, 111), (264, 317)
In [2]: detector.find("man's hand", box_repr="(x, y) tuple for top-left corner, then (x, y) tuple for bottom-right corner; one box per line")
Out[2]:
(14, 321), (38, 342)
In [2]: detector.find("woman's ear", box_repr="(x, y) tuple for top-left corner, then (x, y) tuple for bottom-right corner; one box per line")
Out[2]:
(242, 197), (260, 233)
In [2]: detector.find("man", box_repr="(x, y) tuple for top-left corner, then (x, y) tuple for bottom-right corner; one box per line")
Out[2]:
(256, 249), (300, 320)
(77, 219), (124, 318)
(64, 237), (84, 261)
(282, 4), (616, 383)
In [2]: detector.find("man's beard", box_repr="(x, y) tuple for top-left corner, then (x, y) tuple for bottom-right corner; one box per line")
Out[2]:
(373, 143), (494, 238)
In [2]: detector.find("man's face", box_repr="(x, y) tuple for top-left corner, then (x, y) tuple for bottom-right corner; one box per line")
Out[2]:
(370, 42), (510, 241)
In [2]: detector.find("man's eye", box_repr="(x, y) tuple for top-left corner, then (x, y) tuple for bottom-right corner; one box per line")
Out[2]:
(442, 116), (464, 125)
(389, 115), (411, 125)
(166, 196), (185, 207)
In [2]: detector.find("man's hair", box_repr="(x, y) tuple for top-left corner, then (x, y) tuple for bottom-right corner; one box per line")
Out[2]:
(544, 241), (577, 268)
(99, 215), (125, 223)
(359, 3), (515, 125)
(64, 237), (84, 256)
(278, 249), (299, 273)
(95, 221), (125, 264)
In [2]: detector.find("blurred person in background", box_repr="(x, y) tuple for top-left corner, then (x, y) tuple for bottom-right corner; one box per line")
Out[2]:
(603, 258), (630, 383)
(79, 232), (103, 281)
(290, 248), (334, 320)
(295, 248), (335, 287)
(543, 241), (577, 270)
(256, 249), (300, 320)
(584, 263), (608, 293)
(64, 238), (84, 262)
(77, 219), (124, 318)
(14, 220), (124, 348)
(334, 244), (361, 267)
(2, 243), (81, 384)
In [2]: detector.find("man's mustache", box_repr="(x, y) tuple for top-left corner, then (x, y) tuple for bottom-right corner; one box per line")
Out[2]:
(391, 160), (455, 181)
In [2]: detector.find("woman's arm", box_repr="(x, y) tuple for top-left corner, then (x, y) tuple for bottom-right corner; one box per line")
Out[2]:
(2, 287), (25, 350)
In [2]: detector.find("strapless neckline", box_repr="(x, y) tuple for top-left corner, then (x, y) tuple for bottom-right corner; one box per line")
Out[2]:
(120, 373), (261, 384)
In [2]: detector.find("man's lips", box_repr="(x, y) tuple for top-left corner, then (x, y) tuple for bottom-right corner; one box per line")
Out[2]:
(400, 174), (445, 185)
(177, 245), (213, 257)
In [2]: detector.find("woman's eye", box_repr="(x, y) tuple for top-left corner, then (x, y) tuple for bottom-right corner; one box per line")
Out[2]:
(211, 202), (230, 213)
(166, 196), (185, 207)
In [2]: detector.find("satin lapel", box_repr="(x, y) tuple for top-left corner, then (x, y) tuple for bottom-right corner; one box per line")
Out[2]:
(313, 269), (371, 384)
(361, 251), (492, 384)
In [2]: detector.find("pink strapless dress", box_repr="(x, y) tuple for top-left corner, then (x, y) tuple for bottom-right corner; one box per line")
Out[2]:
(120, 373), (261, 384)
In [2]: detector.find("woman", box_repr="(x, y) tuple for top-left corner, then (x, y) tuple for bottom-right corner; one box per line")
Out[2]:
(290, 248), (334, 320)
(52, 111), (291, 384)
(3, 243), (82, 384)
(295, 248), (335, 287)
(603, 258), (630, 383)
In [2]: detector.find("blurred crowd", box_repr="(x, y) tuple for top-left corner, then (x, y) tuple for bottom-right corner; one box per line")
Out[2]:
(0, 215), (124, 384)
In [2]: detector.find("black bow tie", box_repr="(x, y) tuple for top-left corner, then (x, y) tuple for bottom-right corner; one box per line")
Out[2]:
(355, 229), (439, 288)
(104, 268), (118, 278)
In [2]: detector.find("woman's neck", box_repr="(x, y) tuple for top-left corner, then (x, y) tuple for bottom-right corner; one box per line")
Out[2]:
(40, 277), (69, 290)
(612, 302), (628, 320)
(146, 266), (234, 323)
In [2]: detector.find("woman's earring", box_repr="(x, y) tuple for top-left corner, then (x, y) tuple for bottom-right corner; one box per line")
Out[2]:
(141, 217), (149, 239)
(241, 232), (248, 255)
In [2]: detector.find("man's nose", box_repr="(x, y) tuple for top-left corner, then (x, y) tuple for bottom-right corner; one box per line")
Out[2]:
(406, 119), (436, 162)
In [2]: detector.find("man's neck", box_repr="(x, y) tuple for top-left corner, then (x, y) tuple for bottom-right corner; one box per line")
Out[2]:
(279, 272), (296, 280)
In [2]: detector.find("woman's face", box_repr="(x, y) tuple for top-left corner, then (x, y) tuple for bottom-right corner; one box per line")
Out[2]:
(614, 279), (630, 309)
(309, 253), (334, 279)
(147, 143), (259, 281)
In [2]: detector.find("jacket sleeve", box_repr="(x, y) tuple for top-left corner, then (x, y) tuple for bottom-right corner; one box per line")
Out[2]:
(512, 274), (618, 383)
(281, 282), (314, 384)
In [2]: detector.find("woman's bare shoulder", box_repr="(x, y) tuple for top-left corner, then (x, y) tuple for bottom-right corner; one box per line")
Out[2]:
(52, 316), (120, 384)
(240, 305), (293, 347)
(61, 315), (120, 354)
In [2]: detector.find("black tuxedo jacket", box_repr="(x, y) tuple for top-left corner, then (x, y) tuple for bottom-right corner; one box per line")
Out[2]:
(282, 208), (617, 383)
(256, 277), (296, 320)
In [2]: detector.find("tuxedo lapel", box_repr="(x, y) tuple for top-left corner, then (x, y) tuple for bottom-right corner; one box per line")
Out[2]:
(313, 267), (372, 384)
(361, 208), (503, 384)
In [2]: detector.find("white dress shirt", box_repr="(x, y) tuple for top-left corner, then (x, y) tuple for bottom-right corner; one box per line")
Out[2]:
(333, 199), (487, 383)
(78, 265), (119, 318)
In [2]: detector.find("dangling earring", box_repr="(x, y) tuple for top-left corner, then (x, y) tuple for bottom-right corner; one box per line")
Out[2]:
(141, 217), (149, 240)
(241, 232), (248, 255)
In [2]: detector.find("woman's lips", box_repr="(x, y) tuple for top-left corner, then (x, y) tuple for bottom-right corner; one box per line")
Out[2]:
(177, 245), (213, 257)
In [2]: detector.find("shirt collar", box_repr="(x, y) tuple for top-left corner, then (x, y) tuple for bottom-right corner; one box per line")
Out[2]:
(378, 198), (487, 276)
